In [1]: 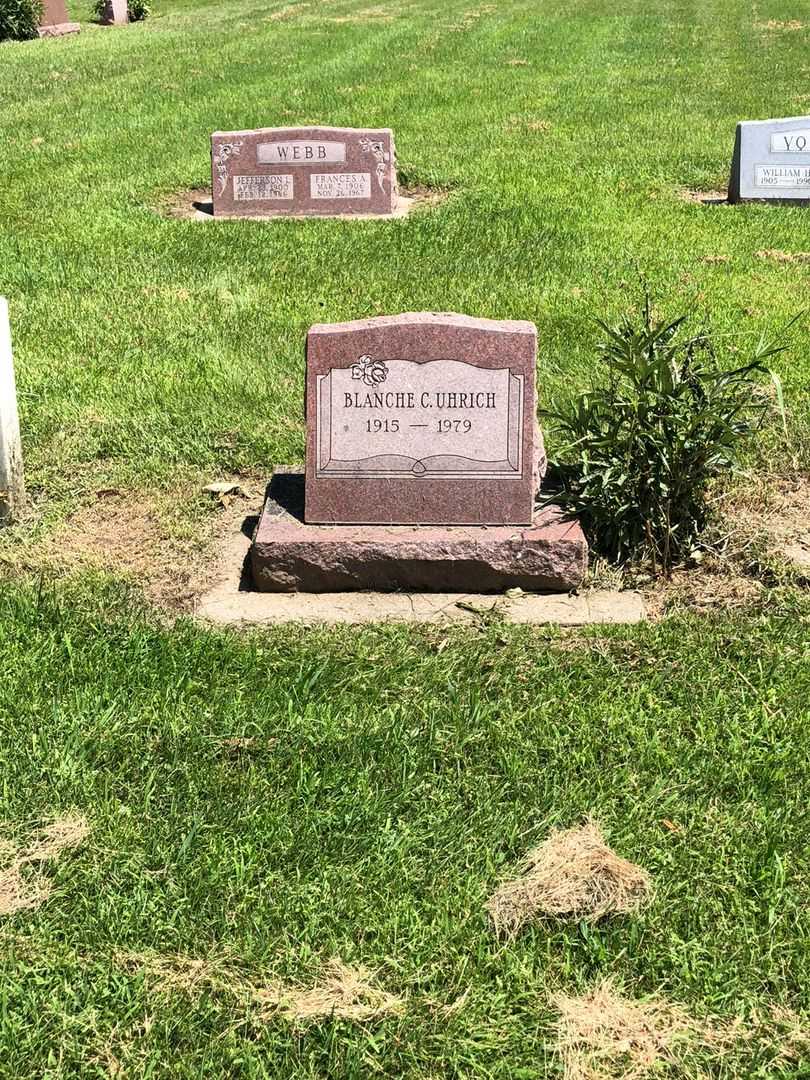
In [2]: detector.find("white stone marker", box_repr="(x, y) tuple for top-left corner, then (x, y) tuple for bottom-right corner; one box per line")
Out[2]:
(729, 115), (810, 202)
(0, 298), (25, 525)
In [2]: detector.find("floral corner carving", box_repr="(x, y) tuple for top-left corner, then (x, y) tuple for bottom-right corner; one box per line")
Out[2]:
(214, 141), (243, 196)
(359, 137), (390, 193)
(351, 355), (388, 386)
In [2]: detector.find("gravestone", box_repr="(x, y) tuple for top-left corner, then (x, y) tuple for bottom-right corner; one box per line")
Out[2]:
(99, 0), (128, 25)
(729, 115), (810, 203)
(305, 313), (540, 525)
(250, 313), (588, 593)
(0, 298), (25, 526)
(37, 0), (80, 35)
(210, 126), (397, 218)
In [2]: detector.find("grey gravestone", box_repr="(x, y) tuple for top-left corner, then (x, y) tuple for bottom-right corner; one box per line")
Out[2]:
(0, 298), (25, 525)
(729, 116), (810, 203)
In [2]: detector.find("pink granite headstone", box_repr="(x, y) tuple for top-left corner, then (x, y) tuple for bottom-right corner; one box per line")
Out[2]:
(38, 0), (80, 35)
(210, 127), (397, 218)
(305, 313), (542, 525)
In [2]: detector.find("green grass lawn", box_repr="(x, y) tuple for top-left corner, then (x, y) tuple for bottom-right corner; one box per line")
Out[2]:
(1, 0), (810, 1075)
(1, 0), (809, 501)
(0, 577), (809, 1077)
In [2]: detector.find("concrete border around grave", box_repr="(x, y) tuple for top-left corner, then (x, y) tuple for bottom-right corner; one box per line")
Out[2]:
(37, 20), (80, 34)
(194, 524), (646, 627)
(192, 193), (435, 222)
(678, 188), (729, 206)
(157, 186), (449, 222)
(679, 187), (809, 207)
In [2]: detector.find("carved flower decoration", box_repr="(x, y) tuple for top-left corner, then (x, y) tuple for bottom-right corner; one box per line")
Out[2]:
(351, 355), (389, 386)
(359, 137), (389, 163)
(215, 141), (243, 194)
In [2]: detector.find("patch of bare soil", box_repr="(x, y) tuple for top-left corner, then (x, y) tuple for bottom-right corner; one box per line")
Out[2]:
(486, 821), (652, 937)
(39, 482), (263, 613)
(398, 186), (450, 210)
(160, 187), (211, 220)
(0, 815), (90, 917)
(640, 474), (809, 618)
(723, 474), (810, 569)
(679, 188), (728, 204)
(641, 557), (765, 620)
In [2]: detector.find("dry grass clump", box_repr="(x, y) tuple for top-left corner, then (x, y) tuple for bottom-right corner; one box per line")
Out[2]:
(0, 865), (52, 917)
(551, 982), (810, 1079)
(757, 1005), (810, 1064)
(755, 249), (810, 264)
(505, 115), (551, 133)
(714, 474), (810, 573)
(756, 18), (807, 30)
(486, 821), (652, 936)
(257, 958), (403, 1023)
(0, 814), (90, 917)
(117, 950), (241, 996)
(267, 2), (308, 18)
(120, 953), (402, 1026)
(328, 6), (394, 23)
(25, 815), (91, 862)
(551, 979), (694, 1080)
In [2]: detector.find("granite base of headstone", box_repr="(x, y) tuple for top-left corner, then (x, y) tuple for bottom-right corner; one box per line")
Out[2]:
(211, 126), (397, 218)
(249, 313), (587, 593)
(251, 471), (586, 593)
(38, 0), (80, 34)
(729, 115), (810, 203)
(99, 0), (128, 25)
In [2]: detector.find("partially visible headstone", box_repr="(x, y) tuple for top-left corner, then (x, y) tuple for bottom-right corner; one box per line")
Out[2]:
(0, 298), (25, 526)
(304, 313), (543, 525)
(99, 0), (128, 25)
(729, 115), (810, 202)
(210, 126), (397, 218)
(37, 0), (80, 35)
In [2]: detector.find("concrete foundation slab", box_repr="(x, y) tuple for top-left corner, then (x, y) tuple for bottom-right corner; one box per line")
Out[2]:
(194, 506), (645, 628)
(37, 21), (80, 34)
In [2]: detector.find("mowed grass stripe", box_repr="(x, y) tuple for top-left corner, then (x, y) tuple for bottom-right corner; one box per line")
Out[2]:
(0, 576), (807, 1073)
(0, 4), (809, 1071)
(1, 0), (808, 507)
